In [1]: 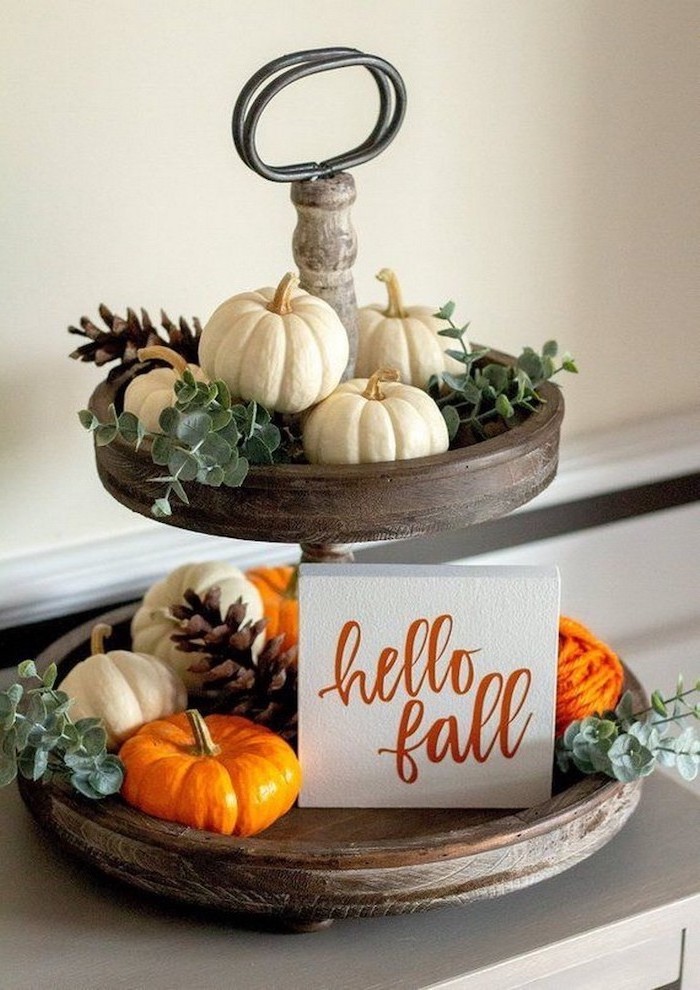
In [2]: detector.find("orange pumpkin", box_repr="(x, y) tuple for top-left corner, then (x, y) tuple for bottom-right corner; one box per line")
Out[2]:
(118, 709), (301, 836)
(246, 566), (299, 652)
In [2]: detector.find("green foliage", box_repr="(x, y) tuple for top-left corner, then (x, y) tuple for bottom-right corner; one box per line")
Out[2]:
(0, 661), (124, 799)
(429, 304), (578, 442)
(79, 371), (282, 516)
(556, 680), (700, 784)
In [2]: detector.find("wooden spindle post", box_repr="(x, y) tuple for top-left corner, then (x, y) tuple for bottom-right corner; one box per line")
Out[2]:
(300, 542), (355, 565)
(291, 173), (359, 379)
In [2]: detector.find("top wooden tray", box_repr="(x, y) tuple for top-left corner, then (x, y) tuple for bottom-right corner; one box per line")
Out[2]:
(88, 357), (564, 545)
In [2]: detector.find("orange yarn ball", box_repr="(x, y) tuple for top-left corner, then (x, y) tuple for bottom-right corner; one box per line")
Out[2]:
(556, 617), (624, 736)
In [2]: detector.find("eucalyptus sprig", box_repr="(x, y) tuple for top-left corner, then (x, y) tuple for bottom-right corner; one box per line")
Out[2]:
(0, 661), (124, 799)
(79, 371), (282, 517)
(556, 677), (700, 784)
(429, 301), (578, 442)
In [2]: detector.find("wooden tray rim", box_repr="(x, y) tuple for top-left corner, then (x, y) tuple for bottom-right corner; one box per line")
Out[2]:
(30, 603), (643, 873)
(89, 356), (565, 485)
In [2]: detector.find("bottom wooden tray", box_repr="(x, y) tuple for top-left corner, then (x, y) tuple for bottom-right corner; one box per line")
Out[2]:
(19, 605), (643, 930)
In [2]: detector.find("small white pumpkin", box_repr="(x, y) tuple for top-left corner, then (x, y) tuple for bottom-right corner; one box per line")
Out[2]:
(123, 345), (207, 432)
(130, 561), (264, 690)
(58, 623), (187, 750)
(357, 269), (464, 388)
(302, 368), (450, 465)
(198, 272), (349, 414)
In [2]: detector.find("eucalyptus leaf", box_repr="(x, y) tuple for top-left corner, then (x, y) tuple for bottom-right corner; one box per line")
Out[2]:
(460, 379), (482, 404)
(442, 372), (467, 392)
(542, 355), (557, 380)
(0, 690), (20, 730)
(437, 325), (464, 340)
(441, 405), (461, 441)
(198, 433), (232, 465)
(167, 448), (200, 482)
(27, 693), (47, 725)
(445, 348), (471, 365)
(14, 717), (32, 748)
(209, 407), (233, 432)
(80, 725), (108, 757)
(95, 424), (118, 446)
(495, 394), (514, 419)
(89, 757), (124, 795)
(254, 404), (272, 426)
(213, 379), (232, 408)
(482, 364), (509, 393)
(676, 754), (699, 781)
(2, 726), (17, 757)
(176, 411), (213, 446)
(200, 464), (225, 487)
(223, 457), (249, 487)
(78, 409), (98, 431)
(158, 406), (180, 436)
(434, 301), (456, 321)
(73, 717), (106, 734)
(175, 383), (197, 405)
(63, 751), (96, 772)
(152, 498), (172, 517)
(70, 774), (104, 800)
(258, 423), (281, 452)
(516, 350), (544, 381)
(244, 435), (275, 465)
(116, 411), (139, 442)
(651, 690), (668, 717)
(151, 434), (176, 466)
(17, 746), (44, 781)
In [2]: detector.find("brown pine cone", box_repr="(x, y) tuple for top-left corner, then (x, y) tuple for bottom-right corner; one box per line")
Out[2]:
(170, 586), (298, 746)
(69, 304), (201, 382)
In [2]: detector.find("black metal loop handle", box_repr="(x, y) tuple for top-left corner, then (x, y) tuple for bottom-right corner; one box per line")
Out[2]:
(232, 47), (406, 182)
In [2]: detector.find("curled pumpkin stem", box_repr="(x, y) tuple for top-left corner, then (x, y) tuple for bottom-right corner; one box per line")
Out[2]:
(268, 272), (300, 316)
(376, 268), (406, 319)
(186, 709), (222, 757)
(362, 368), (401, 401)
(90, 623), (113, 655)
(136, 345), (189, 376)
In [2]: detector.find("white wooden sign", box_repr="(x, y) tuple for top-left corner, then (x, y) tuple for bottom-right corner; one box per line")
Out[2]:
(298, 564), (560, 808)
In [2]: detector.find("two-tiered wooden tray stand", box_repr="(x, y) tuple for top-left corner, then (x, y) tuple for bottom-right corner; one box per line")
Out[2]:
(19, 48), (643, 931)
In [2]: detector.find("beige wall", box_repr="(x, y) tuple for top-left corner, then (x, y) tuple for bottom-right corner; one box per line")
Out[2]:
(2, 0), (699, 559)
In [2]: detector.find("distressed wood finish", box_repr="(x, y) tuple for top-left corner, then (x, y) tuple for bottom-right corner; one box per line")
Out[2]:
(291, 173), (359, 376)
(88, 355), (564, 545)
(18, 606), (644, 927)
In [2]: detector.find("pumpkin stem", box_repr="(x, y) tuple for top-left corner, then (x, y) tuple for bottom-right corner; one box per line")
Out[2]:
(90, 622), (113, 655)
(268, 272), (300, 316)
(136, 345), (189, 376)
(362, 368), (401, 401)
(186, 709), (221, 758)
(376, 268), (407, 319)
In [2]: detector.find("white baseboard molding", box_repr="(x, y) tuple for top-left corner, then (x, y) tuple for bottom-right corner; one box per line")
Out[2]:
(2, 410), (698, 630)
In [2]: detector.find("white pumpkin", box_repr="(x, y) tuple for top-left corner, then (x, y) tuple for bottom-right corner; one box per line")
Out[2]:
(357, 269), (464, 388)
(123, 345), (207, 432)
(130, 561), (264, 690)
(58, 623), (187, 750)
(198, 272), (349, 414)
(303, 368), (450, 465)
